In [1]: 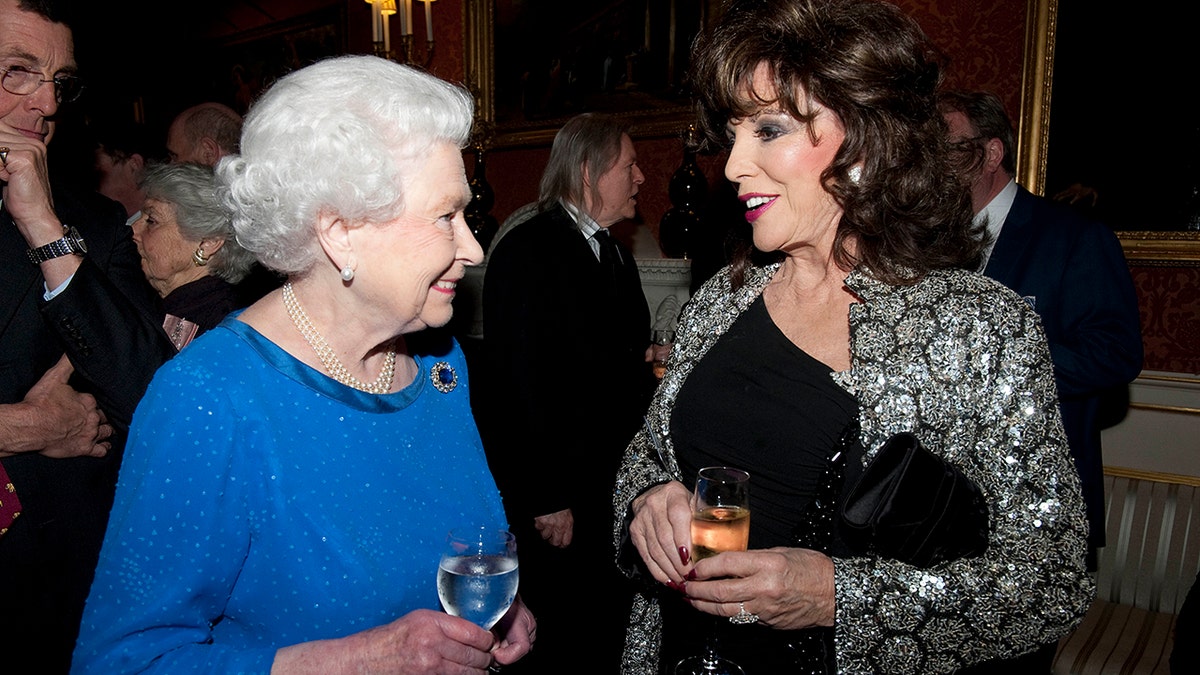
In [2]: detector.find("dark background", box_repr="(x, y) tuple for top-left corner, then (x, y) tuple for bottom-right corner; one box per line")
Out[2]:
(1044, 2), (1199, 231)
(49, 1), (345, 189)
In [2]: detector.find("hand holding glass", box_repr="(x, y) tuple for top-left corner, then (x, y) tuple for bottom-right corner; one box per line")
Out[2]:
(690, 467), (751, 561)
(437, 527), (519, 630)
(676, 466), (751, 675)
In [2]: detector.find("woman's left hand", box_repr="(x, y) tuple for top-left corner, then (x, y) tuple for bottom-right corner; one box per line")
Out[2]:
(490, 595), (536, 667)
(681, 547), (836, 631)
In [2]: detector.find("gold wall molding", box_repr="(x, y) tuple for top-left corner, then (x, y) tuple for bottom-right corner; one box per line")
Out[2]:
(1019, 0), (1200, 261)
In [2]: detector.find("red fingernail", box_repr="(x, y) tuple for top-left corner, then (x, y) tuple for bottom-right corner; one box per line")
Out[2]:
(685, 569), (696, 581)
(679, 546), (690, 565)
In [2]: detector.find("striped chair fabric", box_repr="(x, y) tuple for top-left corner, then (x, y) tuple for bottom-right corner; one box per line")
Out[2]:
(1053, 467), (1200, 674)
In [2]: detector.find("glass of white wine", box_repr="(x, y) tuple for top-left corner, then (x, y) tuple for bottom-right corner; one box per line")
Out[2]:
(676, 466), (751, 675)
(437, 527), (519, 630)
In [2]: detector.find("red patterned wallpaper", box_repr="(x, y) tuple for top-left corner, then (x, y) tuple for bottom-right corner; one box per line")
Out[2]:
(1130, 266), (1200, 374)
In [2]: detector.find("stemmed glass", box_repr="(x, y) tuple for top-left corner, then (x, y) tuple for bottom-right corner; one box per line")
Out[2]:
(676, 467), (751, 675)
(437, 527), (519, 630)
(651, 328), (675, 379)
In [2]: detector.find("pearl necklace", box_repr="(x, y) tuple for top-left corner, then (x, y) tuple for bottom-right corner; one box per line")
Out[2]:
(282, 282), (396, 394)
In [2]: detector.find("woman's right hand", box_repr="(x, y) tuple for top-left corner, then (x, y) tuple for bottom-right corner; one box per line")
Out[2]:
(629, 480), (695, 585)
(271, 609), (497, 674)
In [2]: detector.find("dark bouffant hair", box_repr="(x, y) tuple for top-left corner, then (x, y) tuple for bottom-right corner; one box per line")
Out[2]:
(690, 0), (984, 286)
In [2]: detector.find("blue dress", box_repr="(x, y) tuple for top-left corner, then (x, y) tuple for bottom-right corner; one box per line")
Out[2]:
(72, 314), (509, 674)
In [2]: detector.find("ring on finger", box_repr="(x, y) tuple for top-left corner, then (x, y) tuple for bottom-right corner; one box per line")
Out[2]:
(0, 146), (9, 166)
(729, 601), (759, 625)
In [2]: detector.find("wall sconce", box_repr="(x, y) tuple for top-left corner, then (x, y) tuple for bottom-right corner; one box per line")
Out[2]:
(366, 0), (436, 68)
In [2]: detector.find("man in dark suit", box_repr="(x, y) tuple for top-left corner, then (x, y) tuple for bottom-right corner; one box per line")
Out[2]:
(481, 113), (658, 673)
(0, 1), (175, 671)
(941, 90), (1144, 674)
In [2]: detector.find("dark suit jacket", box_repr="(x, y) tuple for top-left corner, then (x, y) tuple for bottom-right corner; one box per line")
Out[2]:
(983, 185), (1143, 549)
(481, 205), (656, 530)
(479, 205), (656, 669)
(0, 185), (175, 673)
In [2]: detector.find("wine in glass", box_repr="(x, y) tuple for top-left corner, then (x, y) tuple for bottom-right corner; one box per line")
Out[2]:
(676, 466), (751, 675)
(437, 527), (519, 630)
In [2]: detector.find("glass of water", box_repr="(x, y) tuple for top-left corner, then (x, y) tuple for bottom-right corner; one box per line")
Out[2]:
(437, 527), (519, 630)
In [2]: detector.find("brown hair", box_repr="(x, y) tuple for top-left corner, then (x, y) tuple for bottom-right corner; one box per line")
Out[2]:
(690, 0), (983, 286)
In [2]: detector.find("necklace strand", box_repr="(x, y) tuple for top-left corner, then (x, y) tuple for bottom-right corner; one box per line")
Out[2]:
(282, 282), (396, 394)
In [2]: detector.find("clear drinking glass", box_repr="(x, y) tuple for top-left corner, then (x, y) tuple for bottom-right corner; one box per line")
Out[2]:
(437, 527), (519, 630)
(651, 328), (675, 379)
(675, 467), (751, 675)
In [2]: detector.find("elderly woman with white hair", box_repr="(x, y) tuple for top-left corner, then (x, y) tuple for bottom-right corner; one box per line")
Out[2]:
(72, 55), (535, 674)
(132, 161), (256, 350)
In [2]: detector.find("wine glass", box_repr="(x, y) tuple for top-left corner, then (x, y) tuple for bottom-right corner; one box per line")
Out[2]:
(676, 466), (751, 675)
(651, 328), (675, 380)
(437, 527), (519, 630)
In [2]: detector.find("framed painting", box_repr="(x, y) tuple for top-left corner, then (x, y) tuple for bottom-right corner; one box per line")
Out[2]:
(204, 5), (347, 115)
(465, 0), (719, 148)
(1019, 0), (1199, 264)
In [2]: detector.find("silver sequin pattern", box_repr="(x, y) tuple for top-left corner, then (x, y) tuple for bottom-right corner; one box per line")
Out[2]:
(612, 263), (1094, 674)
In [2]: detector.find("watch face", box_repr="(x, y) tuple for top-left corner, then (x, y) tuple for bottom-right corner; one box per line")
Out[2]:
(68, 227), (88, 254)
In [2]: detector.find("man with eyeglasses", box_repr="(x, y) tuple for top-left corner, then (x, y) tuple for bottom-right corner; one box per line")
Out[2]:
(939, 89), (1144, 675)
(0, 0), (174, 671)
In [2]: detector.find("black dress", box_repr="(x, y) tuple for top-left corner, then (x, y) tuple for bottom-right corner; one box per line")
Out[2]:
(660, 296), (858, 674)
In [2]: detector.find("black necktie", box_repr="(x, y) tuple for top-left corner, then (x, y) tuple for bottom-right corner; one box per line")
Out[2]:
(594, 229), (619, 268)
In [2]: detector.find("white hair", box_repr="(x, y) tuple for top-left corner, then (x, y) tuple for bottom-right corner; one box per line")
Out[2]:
(216, 55), (474, 274)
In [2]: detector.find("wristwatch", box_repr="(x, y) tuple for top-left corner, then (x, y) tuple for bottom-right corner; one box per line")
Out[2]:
(26, 225), (88, 264)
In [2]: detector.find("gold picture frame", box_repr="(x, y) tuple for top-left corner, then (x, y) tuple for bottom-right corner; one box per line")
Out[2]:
(1018, 0), (1199, 265)
(463, 0), (708, 149)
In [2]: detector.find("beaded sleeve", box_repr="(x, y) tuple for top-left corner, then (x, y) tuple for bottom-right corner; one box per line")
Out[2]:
(612, 264), (1094, 674)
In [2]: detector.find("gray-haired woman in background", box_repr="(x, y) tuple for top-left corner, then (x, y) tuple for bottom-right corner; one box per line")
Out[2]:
(132, 161), (255, 349)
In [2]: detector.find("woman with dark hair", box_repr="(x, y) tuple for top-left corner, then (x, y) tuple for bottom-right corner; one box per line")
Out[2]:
(613, 1), (1093, 673)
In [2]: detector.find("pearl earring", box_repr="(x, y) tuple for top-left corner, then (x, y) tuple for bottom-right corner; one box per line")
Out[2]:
(340, 265), (355, 282)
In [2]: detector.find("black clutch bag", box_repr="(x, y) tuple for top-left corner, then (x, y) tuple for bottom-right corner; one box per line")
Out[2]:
(839, 432), (989, 568)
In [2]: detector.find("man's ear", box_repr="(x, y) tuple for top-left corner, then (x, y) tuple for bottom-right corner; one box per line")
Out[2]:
(982, 137), (1005, 175)
(199, 137), (222, 166)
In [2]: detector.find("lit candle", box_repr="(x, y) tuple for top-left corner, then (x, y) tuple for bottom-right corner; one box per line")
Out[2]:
(424, 0), (434, 42)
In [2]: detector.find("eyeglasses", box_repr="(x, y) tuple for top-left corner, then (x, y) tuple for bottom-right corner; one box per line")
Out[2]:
(1, 65), (84, 104)
(949, 136), (987, 149)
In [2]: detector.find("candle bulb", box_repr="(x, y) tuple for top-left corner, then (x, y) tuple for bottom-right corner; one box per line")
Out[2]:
(371, 0), (382, 43)
(424, 0), (433, 42)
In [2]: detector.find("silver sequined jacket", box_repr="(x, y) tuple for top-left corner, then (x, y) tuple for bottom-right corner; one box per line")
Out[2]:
(612, 263), (1095, 674)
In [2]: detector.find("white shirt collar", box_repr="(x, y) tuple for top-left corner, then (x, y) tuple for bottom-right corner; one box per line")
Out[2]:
(976, 178), (1019, 270)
